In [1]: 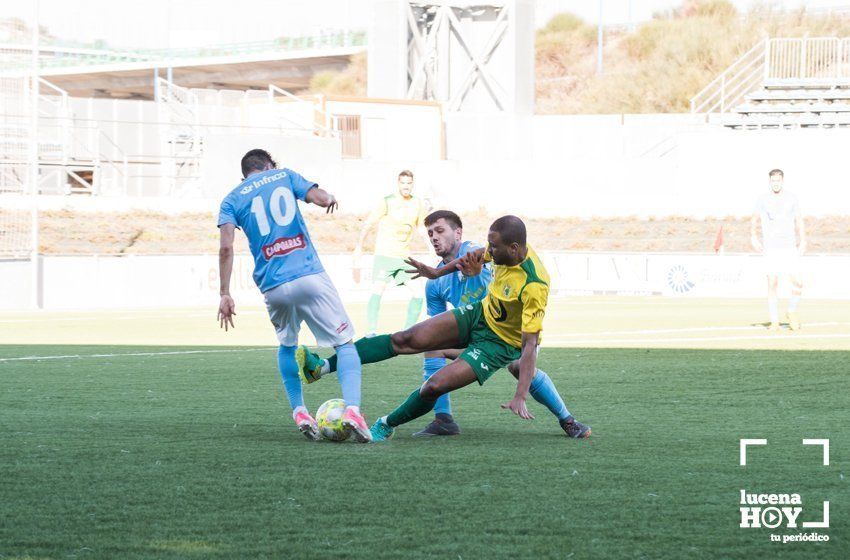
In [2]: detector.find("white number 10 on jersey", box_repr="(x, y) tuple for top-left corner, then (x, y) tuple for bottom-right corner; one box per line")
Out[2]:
(250, 187), (297, 236)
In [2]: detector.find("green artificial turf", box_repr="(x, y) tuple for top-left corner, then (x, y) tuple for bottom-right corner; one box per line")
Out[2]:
(1, 345), (846, 559)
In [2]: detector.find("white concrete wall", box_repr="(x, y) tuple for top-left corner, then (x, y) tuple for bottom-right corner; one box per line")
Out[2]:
(324, 100), (443, 162)
(30, 100), (850, 218)
(3, 252), (849, 311)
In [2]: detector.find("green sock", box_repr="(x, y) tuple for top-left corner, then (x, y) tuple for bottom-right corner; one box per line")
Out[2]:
(404, 297), (423, 329)
(327, 334), (396, 374)
(367, 294), (381, 333)
(387, 388), (437, 427)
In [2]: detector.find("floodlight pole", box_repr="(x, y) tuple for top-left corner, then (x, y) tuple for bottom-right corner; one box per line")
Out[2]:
(597, 0), (603, 75)
(30, 0), (42, 309)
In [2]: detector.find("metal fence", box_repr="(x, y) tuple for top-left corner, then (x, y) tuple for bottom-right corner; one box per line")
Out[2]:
(692, 37), (850, 114)
(766, 37), (850, 85)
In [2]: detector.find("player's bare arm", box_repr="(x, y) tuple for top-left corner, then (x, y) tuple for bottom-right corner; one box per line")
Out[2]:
(304, 187), (338, 213)
(405, 247), (486, 279)
(501, 331), (538, 420)
(217, 223), (237, 331)
(750, 213), (763, 252)
(354, 209), (382, 255)
(797, 214), (807, 254)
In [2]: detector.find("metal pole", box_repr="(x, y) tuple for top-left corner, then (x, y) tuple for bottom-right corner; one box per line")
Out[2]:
(597, 0), (604, 75)
(153, 67), (160, 101)
(30, 0), (41, 309)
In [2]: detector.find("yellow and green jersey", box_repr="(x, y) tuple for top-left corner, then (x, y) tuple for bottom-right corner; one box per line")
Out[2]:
(370, 194), (427, 258)
(481, 245), (550, 348)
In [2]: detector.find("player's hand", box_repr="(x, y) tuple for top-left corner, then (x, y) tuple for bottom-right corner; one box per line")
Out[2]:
(404, 257), (439, 280)
(457, 251), (484, 277)
(217, 295), (236, 331)
(501, 396), (534, 420)
(751, 236), (763, 253)
(326, 195), (338, 214)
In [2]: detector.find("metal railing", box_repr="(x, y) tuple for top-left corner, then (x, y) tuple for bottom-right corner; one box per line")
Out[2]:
(0, 31), (367, 72)
(766, 37), (850, 85)
(692, 37), (850, 114)
(155, 78), (203, 196)
(690, 38), (768, 114)
(267, 85), (334, 136)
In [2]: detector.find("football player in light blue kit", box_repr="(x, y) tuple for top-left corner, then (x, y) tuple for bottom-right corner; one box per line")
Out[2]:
(217, 149), (371, 442)
(301, 209), (589, 439)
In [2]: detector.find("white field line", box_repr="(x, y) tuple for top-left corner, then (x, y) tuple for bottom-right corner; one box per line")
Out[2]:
(0, 348), (271, 363)
(549, 333), (850, 345)
(0, 311), (269, 323)
(549, 322), (850, 339)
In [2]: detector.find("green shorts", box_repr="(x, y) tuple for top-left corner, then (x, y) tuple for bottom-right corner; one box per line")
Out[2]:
(452, 301), (521, 384)
(372, 255), (415, 286)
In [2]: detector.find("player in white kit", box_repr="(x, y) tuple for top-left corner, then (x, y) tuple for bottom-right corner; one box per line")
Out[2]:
(217, 149), (371, 442)
(750, 169), (806, 331)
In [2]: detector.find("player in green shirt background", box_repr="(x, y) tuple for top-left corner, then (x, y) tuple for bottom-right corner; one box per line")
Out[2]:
(353, 170), (431, 335)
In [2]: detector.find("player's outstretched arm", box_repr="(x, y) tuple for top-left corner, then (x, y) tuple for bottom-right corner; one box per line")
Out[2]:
(218, 223), (237, 331)
(405, 247), (486, 280)
(304, 187), (338, 213)
(501, 331), (538, 420)
(750, 214), (763, 253)
(797, 215), (807, 254)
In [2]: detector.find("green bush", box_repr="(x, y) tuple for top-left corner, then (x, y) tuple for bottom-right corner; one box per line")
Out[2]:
(537, 0), (850, 114)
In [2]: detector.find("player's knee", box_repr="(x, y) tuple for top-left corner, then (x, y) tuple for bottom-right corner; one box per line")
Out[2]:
(420, 377), (447, 400)
(391, 329), (415, 353)
(507, 360), (520, 378)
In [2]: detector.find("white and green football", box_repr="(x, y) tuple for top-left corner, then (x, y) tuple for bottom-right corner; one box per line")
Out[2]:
(316, 399), (351, 442)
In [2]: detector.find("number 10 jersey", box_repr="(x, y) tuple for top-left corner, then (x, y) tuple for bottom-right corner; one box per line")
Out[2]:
(217, 168), (324, 293)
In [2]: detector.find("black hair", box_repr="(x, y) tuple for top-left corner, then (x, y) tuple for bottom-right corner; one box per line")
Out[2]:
(769, 168), (784, 178)
(241, 149), (277, 177)
(490, 215), (526, 246)
(424, 210), (463, 229)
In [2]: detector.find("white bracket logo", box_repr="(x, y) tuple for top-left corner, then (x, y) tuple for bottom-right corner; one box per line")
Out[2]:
(738, 439), (830, 530)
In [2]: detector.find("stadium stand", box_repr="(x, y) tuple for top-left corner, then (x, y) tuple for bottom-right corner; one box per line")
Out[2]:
(692, 37), (850, 129)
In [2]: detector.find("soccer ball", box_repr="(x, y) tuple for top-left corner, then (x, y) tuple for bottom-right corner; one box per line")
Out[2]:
(316, 399), (351, 442)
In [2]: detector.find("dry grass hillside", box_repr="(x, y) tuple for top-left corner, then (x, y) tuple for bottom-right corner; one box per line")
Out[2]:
(10, 210), (849, 255)
(306, 0), (850, 113)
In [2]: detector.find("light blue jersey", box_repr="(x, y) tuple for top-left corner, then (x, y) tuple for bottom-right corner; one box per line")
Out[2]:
(425, 241), (492, 316)
(217, 168), (323, 293)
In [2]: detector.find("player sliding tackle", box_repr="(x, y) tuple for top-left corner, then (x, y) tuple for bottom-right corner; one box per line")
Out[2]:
(217, 149), (371, 442)
(299, 214), (590, 440)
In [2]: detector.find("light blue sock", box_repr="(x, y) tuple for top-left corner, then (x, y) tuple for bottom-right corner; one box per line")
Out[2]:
(788, 295), (801, 312)
(277, 345), (304, 411)
(424, 357), (451, 416)
(336, 343), (362, 408)
(529, 370), (570, 422)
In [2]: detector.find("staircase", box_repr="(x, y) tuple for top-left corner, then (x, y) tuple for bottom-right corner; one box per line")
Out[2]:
(0, 77), (128, 194)
(691, 37), (850, 129)
(156, 78), (203, 196)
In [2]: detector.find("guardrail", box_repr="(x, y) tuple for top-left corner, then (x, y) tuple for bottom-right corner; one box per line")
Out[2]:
(766, 37), (850, 85)
(0, 31), (367, 72)
(691, 37), (850, 114)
